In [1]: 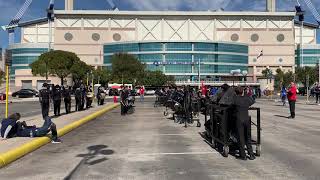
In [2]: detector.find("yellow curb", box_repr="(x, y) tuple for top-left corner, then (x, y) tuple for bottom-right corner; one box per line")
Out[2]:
(0, 103), (120, 168)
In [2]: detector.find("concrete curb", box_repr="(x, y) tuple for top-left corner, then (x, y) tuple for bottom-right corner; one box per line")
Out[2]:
(0, 103), (120, 168)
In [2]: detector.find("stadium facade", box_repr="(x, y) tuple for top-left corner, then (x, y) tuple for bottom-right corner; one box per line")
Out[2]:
(6, 0), (320, 89)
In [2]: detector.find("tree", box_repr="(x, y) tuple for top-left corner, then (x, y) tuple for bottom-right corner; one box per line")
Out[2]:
(261, 68), (273, 83)
(140, 71), (174, 86)
(111, 53), (145, 84)
(70, 60), (93, 85)
(274, 68), (295, 90)
(295, 66), (318, 87)
(274, 68), (284, 90)
(0, 69), (4, 82)
(31, 50), (81, 85)
(93, 67), (111, 86)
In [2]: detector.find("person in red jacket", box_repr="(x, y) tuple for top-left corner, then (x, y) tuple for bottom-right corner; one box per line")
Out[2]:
(287, 82), (297, 119)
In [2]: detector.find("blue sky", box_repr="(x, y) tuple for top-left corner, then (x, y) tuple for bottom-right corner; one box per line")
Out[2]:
(0, 0), (320, 49)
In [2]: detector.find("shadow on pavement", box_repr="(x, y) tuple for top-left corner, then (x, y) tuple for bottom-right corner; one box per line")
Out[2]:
(274, 115), (289, 119)
(64, 145), (114, 180)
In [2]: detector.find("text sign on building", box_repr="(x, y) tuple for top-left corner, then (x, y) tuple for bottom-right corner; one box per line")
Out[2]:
(153, 61), (203, 66)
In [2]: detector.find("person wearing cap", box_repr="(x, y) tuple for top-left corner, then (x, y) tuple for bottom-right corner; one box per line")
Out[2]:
(63, 86), (72, 114)
(53, 85), (62, 116)
(39, 83), (51, 119)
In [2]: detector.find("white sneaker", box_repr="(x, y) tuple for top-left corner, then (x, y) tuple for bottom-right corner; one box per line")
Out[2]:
(51, 139), (62, 144)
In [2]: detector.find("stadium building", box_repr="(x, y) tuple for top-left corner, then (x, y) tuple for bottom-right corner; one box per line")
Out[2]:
(6, 0), (319, 89)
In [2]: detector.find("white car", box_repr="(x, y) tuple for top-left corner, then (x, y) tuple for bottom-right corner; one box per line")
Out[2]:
(145, 90), (155, 95)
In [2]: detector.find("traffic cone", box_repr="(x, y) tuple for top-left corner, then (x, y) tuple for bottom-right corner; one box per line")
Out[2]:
(113, 96), (117, 103)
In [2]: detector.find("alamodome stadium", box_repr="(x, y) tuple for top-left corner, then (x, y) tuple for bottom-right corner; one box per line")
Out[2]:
(2, 0), (320, 89)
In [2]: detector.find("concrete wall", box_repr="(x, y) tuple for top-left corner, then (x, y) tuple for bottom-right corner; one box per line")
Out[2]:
(15, 69), (72, 90)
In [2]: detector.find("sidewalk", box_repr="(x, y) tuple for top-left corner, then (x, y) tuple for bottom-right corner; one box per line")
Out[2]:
(0, 95), (157, 104)
(0, 102), (119, 155)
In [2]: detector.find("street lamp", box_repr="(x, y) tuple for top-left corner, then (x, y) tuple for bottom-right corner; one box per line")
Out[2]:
(318, 59), (320, 84)
(242, 70), (248, 86)
(230, 69), (241, 87)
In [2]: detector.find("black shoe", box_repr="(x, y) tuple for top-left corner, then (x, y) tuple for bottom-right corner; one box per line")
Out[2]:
(287, 116), (294, 119)
(249, 154), (256, 160)
(238, 156), (247, 160)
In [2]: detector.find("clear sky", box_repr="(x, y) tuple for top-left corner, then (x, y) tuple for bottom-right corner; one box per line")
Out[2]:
(0, 0), (320, 49)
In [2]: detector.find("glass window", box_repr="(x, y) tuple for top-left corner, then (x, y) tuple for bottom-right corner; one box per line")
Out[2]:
(11, 48), (48, 54)
(104, 56), (112, 64)
(165, 54), (192, 62)
(194, 43), (216, 52)
(194, 64), (215, 73)
(165, 65), (192, 73)
(217, 43), (248, 54)
(104, 43), (139, 54)
(217, 55), (248, 64)
(194, 54), (216, 63)
(146, 64), (163, 71)
(166, 43), (192, 51)
(216, 65), (247, 74)
(301, 49), (320, 54)
(139, 54), (162, 63)
(139, 43), (162, 52)
(302, 56), (320, 65)
(12, 56), (39, 65)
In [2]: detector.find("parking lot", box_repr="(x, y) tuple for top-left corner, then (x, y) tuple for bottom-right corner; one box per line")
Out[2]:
(0, 99), (320, 180)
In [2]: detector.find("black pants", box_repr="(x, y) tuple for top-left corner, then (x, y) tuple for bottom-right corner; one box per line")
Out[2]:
(237, 119), (254, 158)
(289, 100), (296, 118)
(86, 98), (92, 108)
(41, 102), (49, 119)
(316, 94), (320, 103)
(64, 99), (71, 114)
(35, 118), (58, 141)
(121, 103), (127, 115)
(75, 98), (80, 111)
(54, 100), (61, 116)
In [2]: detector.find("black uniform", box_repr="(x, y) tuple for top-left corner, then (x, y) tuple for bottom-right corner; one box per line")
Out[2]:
(53, 85), (62, 116)
(80, 86), (86, 110)
(75, 87), (82, 111)
(120, 89), (129, 115)
(86, 87), (93, 108)
(39, 86), (51, 119)
(63, 87), (72, 114)
(233, 95), (255, 159)
(97, 87), (105, 106)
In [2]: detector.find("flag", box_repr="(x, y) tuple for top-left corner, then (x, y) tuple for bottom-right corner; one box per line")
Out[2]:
(257, 50), (263, 59)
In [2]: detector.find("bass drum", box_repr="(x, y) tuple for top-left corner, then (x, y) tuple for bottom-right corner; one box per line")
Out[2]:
(87, 92), (94, 100)
(99, 92), (106, 99)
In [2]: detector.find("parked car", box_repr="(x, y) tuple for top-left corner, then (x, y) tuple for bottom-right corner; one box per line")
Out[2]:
(12, 89), (39, 98)
(145, 89), (155, 96)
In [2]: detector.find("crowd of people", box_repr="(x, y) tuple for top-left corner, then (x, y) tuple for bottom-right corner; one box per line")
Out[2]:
(1, 82), (108, 143)
(39, 82), (107, 119)
(200, 85), (262, 100)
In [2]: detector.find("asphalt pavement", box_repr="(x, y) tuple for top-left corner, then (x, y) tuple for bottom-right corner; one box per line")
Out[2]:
(0, 98), (320, 180)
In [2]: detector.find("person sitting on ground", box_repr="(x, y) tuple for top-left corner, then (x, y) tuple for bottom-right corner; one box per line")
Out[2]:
(15, 116), (61, 143)
(1, 113), (21, 139)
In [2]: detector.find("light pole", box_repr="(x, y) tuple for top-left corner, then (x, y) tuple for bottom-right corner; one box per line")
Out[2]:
(230, 69), (241, 87)
(198, 58), (201, 89)
(318, 59), (320, 84)
(242, 70), (248, 86)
